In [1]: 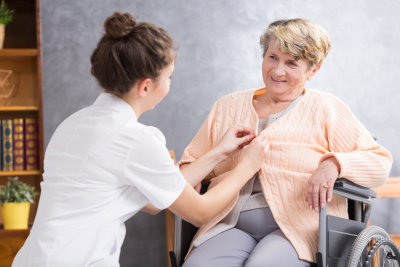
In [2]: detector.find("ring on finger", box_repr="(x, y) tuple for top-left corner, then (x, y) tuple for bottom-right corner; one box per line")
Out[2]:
(321, 184), (328, 189)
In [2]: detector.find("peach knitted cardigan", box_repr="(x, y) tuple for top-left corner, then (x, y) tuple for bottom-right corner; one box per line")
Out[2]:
(179, 88), (392, 262)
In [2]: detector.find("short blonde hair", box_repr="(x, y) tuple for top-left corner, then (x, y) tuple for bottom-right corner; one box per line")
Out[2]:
(260, 19), (331, 67)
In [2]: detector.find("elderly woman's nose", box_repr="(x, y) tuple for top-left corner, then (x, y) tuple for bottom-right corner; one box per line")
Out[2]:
(273, 62), (286, 76)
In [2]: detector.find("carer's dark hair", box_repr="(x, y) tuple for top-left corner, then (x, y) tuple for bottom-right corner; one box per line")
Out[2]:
(90, 12), (175, 95)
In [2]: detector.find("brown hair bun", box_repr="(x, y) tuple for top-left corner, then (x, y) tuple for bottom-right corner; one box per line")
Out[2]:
(104, 12), (136, 38)
(91, 12), (175, 94)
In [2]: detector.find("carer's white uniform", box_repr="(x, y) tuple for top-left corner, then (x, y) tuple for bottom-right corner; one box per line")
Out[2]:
(12, 93), (186, 267)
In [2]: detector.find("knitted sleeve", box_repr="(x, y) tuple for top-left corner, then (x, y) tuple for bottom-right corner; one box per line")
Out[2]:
(319, 95), (393, 187)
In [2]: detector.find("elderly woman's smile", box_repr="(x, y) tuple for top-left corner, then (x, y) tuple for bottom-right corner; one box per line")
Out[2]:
(261, 39), (318, 99)
(270, 77), (286, 83)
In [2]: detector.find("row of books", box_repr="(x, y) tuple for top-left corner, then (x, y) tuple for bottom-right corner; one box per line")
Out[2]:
(1, 118), (38, 171)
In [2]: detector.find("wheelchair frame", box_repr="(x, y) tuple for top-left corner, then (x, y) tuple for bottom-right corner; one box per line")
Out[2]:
(318, 179), (400, 267)
(317, 179), (375, 267)
(168, 179), (399, 267)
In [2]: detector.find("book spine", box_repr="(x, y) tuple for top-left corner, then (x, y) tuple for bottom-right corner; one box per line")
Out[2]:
(25, 118), (38, 170)
(2, 119), (13, 171)
(0, 120), (3, 170)
(13, 118), (25, 171)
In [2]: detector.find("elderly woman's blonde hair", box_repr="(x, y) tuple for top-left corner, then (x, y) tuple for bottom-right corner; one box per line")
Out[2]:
(260, 19), (331, 67)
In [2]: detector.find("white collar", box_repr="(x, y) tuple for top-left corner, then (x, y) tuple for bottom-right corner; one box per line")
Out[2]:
(92, 92), (137, 120)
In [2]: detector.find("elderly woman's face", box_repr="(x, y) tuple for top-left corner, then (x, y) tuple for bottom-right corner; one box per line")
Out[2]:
(262, 39), (318, 97)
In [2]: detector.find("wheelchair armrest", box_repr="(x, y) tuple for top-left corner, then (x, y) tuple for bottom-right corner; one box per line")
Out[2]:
(334, 178), (376, 199)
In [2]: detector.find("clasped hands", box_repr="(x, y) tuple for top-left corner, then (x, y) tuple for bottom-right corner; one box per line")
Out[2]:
(214, 126), (258, 161)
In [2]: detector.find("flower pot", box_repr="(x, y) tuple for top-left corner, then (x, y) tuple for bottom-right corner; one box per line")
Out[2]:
(0, 24), (4, 49)
(1, 202), (30, 230)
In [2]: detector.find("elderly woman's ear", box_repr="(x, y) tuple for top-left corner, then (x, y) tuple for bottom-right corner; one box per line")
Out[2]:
(307, 65), (321, 81)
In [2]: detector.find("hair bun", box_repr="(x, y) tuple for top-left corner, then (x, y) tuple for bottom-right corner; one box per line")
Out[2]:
(104, 12), (136, 38)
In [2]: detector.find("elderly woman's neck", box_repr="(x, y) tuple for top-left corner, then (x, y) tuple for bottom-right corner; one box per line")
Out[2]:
(263, 89), (304, 105)
(253, 88), (304, 119)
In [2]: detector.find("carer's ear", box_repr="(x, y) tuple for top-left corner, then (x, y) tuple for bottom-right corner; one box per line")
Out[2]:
(307, 64), (321, 81)
(137, 78), (154, 97)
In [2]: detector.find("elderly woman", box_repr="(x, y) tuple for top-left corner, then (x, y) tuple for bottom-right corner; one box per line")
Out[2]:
(179, 19), (392, 267)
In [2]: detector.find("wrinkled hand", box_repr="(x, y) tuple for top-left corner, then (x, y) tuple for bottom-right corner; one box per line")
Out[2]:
(237, 134), (269, 174)
(306, 157), (340, 212)
(216, 127), (256, 160)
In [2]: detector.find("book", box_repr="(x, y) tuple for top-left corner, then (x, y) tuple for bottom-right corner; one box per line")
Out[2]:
(13, 118), (25, 171)
(25, 118), (38, 170)
(2, 119), (13, 171)
(0, 120), (2, 170)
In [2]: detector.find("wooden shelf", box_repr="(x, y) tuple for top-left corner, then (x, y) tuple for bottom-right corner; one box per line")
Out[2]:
(374, 177), (400, 246)
(0, 170), (41, 177)
(0, 227), (31, 237)
(0, 106), (39, 112)
(391, 234), (400, 246)
(0, 0), (43, 264)
(0, 49), (37, 57)
(0, 227), (31, 266)
(375, 177), (400, 198)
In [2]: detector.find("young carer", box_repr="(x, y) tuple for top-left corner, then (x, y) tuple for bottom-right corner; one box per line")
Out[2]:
(12, 12), (268, 267)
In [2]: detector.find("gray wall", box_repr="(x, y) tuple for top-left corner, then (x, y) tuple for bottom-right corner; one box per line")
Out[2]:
(41, 0), (400, 266)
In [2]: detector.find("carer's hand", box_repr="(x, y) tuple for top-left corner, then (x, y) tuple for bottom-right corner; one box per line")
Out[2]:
(216, 126), (256, 160)
(237, 134), (269, 175)
(306, 157), (340, 212)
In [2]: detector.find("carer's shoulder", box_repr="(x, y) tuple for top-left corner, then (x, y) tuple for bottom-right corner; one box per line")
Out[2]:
(122, 120), (166, 145)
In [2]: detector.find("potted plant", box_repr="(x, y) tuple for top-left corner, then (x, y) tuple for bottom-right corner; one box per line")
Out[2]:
(0, 0), (14, 49)
(0, 177), (38, 230)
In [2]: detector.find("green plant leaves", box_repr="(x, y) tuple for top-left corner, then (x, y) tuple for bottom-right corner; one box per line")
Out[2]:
(0, 0), (14, 25)
(0, 176), (38, 205)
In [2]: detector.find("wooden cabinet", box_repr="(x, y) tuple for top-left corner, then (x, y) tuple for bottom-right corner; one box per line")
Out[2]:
(0, 0), (43, 265)
(374, 177), (400, 246)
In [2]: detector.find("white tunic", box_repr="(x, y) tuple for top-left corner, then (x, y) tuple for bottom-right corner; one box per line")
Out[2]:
(12, 93), (186, 267)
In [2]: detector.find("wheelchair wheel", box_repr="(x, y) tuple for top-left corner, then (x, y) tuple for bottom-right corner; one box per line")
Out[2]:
(346, 225), (400, 267)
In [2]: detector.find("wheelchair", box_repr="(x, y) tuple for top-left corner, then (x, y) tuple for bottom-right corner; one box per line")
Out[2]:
(167, 179), (400, 267)
(318, 178), (400, 267)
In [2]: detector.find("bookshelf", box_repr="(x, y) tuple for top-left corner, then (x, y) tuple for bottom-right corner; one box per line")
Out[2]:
(0, 0), (43, 266)
(0, 49), (38, 57)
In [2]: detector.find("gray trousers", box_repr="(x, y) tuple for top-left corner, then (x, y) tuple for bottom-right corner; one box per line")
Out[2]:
(183, 208), (311, 267)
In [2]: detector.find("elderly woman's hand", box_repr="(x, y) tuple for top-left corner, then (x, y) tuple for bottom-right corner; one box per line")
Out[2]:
(215, 127), (256, 160)
(306, 157), (341, 212)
